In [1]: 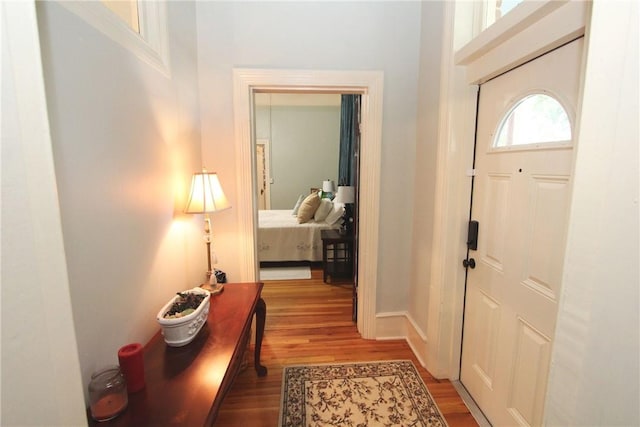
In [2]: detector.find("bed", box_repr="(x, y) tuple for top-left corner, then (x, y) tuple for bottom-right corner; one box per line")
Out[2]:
(258, 209), (341, 262)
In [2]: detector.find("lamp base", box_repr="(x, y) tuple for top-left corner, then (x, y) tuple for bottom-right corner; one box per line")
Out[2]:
(200, 282), (224, 295)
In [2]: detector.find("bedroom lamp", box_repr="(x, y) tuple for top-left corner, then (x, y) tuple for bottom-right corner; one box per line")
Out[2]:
(322, 179), (335, 199)
(334, 185), (355, 234)
(184, 169), (231, 294)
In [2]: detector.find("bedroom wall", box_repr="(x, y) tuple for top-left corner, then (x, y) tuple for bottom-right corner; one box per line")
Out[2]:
(35, 1), (204, 401)
(255, 95), (340, 209)
(196, 1), (423, 310)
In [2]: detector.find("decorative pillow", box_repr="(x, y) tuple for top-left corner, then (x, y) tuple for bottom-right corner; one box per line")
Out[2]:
(324, 202), (345, 225)
(296, 192), (321, 223)
(314, 199), (333, 222)
(291, 194), (305, 215)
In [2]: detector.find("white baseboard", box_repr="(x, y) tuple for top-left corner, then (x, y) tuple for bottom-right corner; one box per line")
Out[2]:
(376, 311), (431, 375)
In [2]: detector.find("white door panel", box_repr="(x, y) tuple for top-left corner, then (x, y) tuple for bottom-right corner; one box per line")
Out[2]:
(461, 39), (583, 426)
(507, 317), (552, 427)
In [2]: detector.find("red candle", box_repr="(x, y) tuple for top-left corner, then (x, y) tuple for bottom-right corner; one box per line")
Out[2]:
(118, 343), (145, 393)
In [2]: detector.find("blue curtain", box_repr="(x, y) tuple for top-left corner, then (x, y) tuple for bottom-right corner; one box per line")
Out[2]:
(338, 95), (360, 186)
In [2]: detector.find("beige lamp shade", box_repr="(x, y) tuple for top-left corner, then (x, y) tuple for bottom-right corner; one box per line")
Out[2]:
(334, 186), (355, 204)
(322, 180), (335, 193)
(184, 170), (231, 214)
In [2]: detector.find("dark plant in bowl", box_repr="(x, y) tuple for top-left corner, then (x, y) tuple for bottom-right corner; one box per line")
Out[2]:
(164, 292), (206, 319)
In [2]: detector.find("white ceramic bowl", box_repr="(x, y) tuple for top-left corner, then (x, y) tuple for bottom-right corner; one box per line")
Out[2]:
(156, 287), (210, 347)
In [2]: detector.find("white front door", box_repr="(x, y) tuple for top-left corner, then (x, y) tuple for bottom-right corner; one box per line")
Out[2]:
(460, 39), (583, 426)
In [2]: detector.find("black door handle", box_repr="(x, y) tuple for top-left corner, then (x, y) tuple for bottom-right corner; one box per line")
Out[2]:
(463, 258), (476, 269)
(467, 221), (479, 251)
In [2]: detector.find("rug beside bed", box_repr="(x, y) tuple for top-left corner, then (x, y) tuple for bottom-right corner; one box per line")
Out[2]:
(279, 360), (448, 427)
(259, 266), (311, 281)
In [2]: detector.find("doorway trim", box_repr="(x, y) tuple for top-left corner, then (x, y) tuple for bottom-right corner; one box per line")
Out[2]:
(232, 68), (383, 338)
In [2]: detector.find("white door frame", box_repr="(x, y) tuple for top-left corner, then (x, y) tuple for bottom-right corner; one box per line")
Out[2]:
(232, 69), (384, 338)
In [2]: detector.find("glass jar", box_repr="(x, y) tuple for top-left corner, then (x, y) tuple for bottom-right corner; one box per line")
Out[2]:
(88, 365), (128, 422)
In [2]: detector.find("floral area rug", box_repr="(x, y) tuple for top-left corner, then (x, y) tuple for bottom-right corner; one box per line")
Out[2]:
(278, 360), (448, 427)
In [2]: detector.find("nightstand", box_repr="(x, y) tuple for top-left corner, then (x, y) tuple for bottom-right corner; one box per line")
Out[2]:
(321, 229), (354, 283)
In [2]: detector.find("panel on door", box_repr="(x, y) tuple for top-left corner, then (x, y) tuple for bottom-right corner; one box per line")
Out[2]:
(461, 38), (583, 426)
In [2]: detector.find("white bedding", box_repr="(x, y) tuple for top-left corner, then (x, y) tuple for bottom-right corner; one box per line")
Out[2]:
(258, 210), (340, 262)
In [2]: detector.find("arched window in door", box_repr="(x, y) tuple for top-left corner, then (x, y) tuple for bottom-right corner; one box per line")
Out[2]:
(494, 93), (572, 149)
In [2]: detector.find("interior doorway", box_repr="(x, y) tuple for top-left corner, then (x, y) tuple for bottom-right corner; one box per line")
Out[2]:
(232, 68), (383, 339)
(252, 92), (361, 320)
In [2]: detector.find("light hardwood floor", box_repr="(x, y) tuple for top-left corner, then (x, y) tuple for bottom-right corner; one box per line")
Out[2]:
(215, 266), (478, 426)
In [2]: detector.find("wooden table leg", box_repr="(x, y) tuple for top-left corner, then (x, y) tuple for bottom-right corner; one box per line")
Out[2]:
(254, 297), (267, 376)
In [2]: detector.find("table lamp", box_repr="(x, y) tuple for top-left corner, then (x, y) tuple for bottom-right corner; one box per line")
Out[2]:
(334, 185), (355, 234)
(322, 179), (336, 199)
(184, 168), (230, 294)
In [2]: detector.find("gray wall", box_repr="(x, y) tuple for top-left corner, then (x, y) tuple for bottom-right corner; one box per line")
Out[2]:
(196, 1), (422, 313)
(255, 103), (340, 209)
(35, 1), (205, 401)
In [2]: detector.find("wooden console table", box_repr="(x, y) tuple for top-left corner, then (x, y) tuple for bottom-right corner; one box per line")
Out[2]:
(89, 282), (266, 427)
